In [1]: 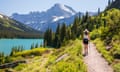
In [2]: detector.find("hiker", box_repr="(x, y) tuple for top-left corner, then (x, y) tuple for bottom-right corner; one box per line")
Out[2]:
(83, 29), (90, 56)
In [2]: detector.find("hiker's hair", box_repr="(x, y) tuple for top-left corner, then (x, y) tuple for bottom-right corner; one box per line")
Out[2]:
(84, 31), (88, 35)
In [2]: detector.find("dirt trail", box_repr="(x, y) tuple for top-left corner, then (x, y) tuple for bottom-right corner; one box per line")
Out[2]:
(84, 43), (113, 72)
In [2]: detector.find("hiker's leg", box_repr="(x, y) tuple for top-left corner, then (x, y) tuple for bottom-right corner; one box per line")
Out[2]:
(86, 44), (88, 54)
(84, 44), (88, 55)
(84, 44), (86, 54)
(84, 44), (87, 55)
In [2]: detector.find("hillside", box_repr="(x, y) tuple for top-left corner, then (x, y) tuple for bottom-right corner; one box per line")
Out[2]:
(0, 13), (43, 38)
(0, 3), (120, 72)
(90, 8), (120, 72)
(0, 39), (87, 72)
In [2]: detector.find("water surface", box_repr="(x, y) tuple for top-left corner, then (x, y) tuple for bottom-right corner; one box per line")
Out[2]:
(0, 39), (43, 55)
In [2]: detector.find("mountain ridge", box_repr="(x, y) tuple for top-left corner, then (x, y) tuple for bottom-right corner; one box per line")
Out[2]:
(11, 3), (97, 32)
(0, 13), (42, 38)
(11, 3), (78, 31)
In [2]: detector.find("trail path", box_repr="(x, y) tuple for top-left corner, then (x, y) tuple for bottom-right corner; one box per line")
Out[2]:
(84, 43), (113, 72)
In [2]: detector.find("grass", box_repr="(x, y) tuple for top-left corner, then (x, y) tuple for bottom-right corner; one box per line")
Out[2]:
(113, 63), (120, 72)
(4, 39), (87, 72)
(46, 39), (87, 72)
(93, 38), (120, 71)
(13, 47), (52, 57)
(93, 38), (114, 64)
(14, 64), (27, 71)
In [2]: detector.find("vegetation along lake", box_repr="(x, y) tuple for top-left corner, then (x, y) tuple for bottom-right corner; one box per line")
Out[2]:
(0, 39), (43, 55)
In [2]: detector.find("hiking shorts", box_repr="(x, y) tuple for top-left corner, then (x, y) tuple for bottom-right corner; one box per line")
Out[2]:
(83, 38), (88, 44)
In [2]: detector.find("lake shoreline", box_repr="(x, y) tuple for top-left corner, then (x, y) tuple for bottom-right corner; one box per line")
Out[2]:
(0, 38), (43, 39)
(0, 39), (43, 55)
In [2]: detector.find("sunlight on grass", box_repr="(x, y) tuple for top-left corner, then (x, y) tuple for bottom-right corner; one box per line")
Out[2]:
(11, 39), (87, 72)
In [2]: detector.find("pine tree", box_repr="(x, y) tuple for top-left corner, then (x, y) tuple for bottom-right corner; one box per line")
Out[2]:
(112, 0), (114, 3)
(44, 29), (48, 47)
(60, 23), (67, 42)
(103, 19), (106, 27)
(98, 8), (100, 15)
(85, 11), (89, 22)
(20, 46), (24, 52)
(44, 28), (51, 46)
(31, 43), (34, 49)
(35, 43), (39, 48)
(66, 27), (71, 40)
(53, 24), (61, 48)
(108, 0), (111, 6)
(71, 17), (80, 38)
(10, 47), (15, 56)
(71, 32), (76, 40)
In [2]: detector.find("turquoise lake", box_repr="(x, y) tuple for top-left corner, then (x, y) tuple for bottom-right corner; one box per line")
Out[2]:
(0, 39), (43, 55)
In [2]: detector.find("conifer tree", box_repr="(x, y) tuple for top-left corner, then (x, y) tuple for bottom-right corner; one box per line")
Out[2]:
(48, 28), (53, 46)
(98, 8), (100, 15)
(53, 24), (61, 48)
(31, 43), (34, 49)
(84, 11), (89, 22)
(60, 23), (67, 42)
(108, 0), (111, 6)
(66, 28), (71, 40)
(44, 28), (49, 47)
(35, 43), (39, 48)
(71, 17), (79, 37)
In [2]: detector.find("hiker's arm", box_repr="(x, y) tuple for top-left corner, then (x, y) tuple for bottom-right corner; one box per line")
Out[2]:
(88, 34), (90, 41)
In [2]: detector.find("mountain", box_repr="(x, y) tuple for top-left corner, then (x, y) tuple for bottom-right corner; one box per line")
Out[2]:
(11, 3), (98, 32)
(11, 3), (77, 31)
(87, 12), (98, 16)
(107, 0), (120, 10)
(41, 12), (83, 31)
(0, 13), (42, 38)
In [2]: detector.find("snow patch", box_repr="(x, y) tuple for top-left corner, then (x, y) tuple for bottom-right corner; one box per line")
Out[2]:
(53, 16), (64, 22)
(0, 14), (3, 18)
(56, 4), (75, 15)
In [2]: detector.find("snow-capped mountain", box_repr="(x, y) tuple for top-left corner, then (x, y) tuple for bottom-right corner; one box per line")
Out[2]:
(11, 3), (77, 31)
(41, 12), (83, 31)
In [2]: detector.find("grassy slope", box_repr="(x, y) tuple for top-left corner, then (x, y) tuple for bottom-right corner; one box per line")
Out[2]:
(93, 38), (120, 72)
(0, 39), (87, 72)
(90, 8), (120, 72)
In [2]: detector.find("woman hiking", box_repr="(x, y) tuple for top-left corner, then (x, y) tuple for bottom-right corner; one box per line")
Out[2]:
(83, 29), (90, 56)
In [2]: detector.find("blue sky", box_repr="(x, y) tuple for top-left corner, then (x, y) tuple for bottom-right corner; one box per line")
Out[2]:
(0, 0), (108, 16)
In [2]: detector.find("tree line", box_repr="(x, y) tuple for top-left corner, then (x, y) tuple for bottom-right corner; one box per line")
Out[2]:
(0, 42), (43, 65)
(44, 12), (97, 48)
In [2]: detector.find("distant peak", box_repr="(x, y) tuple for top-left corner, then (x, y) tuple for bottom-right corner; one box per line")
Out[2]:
(51, 3), (76, 15)
(54, 3), (64, 7)
(53, 3), (65, 9)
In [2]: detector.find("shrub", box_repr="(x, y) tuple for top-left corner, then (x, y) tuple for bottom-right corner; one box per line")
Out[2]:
(111, 43), (120, 59)
(13, 48), (50, 57)
(93, 38), (114, 64)
(47, 39), (87, 72)
(14, 64), (27, 71)
(113, 63), (120, 72)
(90, 29), (100, 40)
